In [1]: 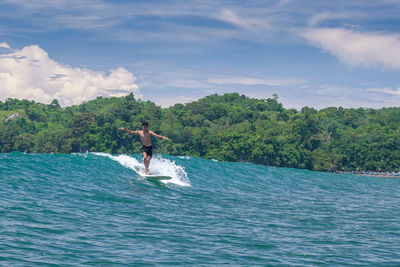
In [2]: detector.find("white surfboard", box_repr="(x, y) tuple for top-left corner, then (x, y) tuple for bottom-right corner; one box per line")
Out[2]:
(141, 174), (172, 180)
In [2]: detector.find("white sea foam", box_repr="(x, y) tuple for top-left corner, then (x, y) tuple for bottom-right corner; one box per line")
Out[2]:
(92, 152), (190, 187)
(178, 156), (191, 159)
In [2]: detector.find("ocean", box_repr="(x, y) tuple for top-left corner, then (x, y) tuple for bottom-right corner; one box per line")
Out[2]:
(1, 152), (400, 266)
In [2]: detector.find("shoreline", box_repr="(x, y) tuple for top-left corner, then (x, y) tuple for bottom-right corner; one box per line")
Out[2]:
(358, 174), (399, 178)
(335, 171), (400, 179)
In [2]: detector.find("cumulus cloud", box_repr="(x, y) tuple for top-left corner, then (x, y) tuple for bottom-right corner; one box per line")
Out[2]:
(0, 44), (140, 106)
(301, 28), (400, 69)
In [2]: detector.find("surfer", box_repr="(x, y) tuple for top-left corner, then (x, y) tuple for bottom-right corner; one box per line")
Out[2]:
(119, 122), (169, 174)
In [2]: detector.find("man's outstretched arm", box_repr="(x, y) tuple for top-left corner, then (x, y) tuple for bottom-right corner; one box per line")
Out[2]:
(119, 127), (139, 135)
(150, 131), (169, 140)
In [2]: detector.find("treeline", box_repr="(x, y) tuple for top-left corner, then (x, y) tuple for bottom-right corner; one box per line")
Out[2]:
(1, 93), (400, 172)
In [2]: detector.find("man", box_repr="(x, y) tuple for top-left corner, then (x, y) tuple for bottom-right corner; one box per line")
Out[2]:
(119, 122), (169, 174)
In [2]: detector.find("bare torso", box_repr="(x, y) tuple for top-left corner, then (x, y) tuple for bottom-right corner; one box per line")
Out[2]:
(138, 130), (152, 146)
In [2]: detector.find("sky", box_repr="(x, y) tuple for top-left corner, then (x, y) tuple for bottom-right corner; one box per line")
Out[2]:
(1, 0), (400, 109)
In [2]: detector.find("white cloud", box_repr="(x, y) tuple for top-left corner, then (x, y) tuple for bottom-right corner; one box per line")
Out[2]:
(0, 44), (140, 106)
(1, 0), (278, 43)
(301, 28), (400, 69)
(0, 42), (10, 49)
(367, 87), (400, 95)
(217, 9), (272, 31)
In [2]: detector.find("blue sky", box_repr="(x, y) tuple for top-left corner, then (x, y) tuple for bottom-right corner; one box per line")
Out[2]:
(1, 0), (400, 109)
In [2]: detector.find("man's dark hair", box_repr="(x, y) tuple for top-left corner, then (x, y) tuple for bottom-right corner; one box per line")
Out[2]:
(142, 121), (149, 127)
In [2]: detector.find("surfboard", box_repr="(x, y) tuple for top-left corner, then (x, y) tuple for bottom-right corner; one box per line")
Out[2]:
(141, 174), (172, 180)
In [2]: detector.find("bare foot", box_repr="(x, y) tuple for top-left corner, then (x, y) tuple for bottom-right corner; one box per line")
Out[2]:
(145, 169), (149, 175)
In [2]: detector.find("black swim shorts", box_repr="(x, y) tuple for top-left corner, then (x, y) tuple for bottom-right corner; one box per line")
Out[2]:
(142, 145), (153, 156)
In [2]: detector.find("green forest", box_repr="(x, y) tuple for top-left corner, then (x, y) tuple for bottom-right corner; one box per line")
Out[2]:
(1, 93), (399, 172)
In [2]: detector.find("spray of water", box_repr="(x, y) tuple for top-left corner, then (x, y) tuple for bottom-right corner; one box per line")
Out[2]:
(92, 152), (190, 187)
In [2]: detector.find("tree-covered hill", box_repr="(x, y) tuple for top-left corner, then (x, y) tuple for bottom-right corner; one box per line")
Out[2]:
(1, 93), (399, 172)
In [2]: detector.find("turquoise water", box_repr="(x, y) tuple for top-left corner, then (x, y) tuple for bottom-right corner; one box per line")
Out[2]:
(1, 152), (400, 266)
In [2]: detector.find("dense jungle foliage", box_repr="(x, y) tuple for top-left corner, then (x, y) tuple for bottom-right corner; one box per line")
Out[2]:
(1, 93), (399, 171)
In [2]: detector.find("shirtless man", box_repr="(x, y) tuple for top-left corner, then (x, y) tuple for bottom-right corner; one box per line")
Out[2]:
(119, 122), (168, 174)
